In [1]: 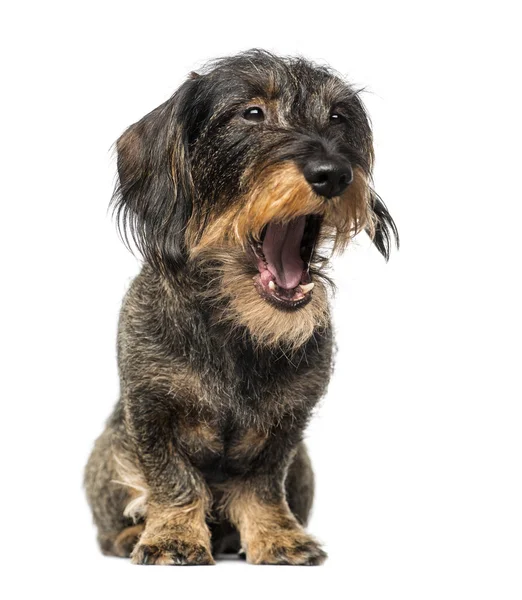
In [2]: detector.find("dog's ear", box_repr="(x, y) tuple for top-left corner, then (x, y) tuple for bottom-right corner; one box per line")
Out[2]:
(112, 77), (201, 273)
(367, 192), (399, 261)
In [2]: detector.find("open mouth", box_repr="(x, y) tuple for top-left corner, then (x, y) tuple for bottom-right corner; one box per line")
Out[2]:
(251, 215), (322, 309)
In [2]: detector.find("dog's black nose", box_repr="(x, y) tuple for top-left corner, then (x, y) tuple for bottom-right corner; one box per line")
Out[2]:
(303, 159), (353, 198)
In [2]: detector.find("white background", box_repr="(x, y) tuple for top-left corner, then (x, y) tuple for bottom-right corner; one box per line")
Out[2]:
(1, 1), (521, 598)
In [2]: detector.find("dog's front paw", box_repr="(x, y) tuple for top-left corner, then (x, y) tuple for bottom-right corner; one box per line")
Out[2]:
(131, 538), (215, 566)
(245, 529), (327, 565)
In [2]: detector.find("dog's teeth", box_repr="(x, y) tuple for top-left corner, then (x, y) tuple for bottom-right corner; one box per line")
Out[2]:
(268, 280), (276, 291)
(299, 282), (314, 294)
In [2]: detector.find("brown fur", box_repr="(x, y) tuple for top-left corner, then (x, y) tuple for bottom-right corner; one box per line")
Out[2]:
(228, 427), (268, 461)
(194, 248), (329, 350)
(131, 499), (214, 565)
(113, 524), (145, 558)
(188, 163), (371, 256)
(185, 162), (371, 349)
(221, 485), (326, 565)
(180, 421), (223, 456)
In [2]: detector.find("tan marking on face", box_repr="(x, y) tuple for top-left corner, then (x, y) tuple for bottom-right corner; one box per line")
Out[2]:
(194, 247), (329, 350)
(186, 163), (372, 349)
(187, 162), (371, 256)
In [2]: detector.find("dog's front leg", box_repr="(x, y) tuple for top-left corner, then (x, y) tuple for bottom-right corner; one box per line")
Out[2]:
(224, 465), (327, 565)
(125, 393), (214, 566)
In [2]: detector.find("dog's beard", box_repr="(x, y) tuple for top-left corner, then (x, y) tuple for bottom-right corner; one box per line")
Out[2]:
(188, 162), (373, 348)
(194, 247), (331, 350)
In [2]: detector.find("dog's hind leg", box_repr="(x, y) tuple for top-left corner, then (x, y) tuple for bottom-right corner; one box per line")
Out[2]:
(84, 422), (146, 557)
(285, 442), (315, 526)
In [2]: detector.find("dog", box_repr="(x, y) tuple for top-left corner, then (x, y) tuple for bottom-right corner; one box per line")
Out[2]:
(84, 49), (398, 566)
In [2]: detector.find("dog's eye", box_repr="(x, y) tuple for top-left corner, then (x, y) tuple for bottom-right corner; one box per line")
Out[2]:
(243, 107), (265, 122)
(330, 112), (346, 124)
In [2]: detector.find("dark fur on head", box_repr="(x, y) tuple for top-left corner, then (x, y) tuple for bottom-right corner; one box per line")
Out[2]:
(112, 49), (398, 274)
(85, 50), (398, 566)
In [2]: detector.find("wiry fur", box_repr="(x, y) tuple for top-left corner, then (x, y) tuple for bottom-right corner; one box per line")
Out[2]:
(194, 247), (331, 350)
(112, 451), (149, 522)
(189, 162), (371, 254)
(84, 49), (398, 566)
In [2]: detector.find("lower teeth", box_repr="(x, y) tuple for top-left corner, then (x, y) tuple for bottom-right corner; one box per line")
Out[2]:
(266, 281), (314, 294)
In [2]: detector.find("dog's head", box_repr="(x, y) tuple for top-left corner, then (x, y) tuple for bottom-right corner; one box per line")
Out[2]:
(113, 50), (398, 347)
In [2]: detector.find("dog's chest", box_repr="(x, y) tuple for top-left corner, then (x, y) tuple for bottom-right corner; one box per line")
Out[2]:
(174, 338), (330, 475)
(176, 418), (270, 479)
(176, 374), (291, 468)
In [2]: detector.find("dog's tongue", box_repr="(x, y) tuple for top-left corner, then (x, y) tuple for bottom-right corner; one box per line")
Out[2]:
(262, 217), (306, 290)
